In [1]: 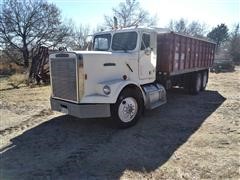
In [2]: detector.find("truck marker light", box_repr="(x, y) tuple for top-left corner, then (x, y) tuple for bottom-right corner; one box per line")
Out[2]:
(123, 75), (127, 80)
(103, 85), (111, 95)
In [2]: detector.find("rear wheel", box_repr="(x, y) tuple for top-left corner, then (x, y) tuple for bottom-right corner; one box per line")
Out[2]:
(201, 70), (209, 91)
(189, 72), (202, 95)
(111, 88), (143, 128)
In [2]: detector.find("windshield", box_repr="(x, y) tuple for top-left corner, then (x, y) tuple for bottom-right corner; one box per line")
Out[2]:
(112, 32), (138, 51)
(93, 34), (111, 51)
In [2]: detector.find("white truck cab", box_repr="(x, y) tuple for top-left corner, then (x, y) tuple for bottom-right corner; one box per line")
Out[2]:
(50, 27), (166, 128)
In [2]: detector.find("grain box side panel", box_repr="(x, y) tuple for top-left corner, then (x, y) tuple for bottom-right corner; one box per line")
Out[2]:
(199, 41), (202, 67)
(186, 37), (191, 69)
(174, 35), (180, 71)
(205, 44), (210, 67)
(195, 40), (198, 67)
(203, 41), (206, 67)
(190, 38), (195, 68)
(157, 32), (216, 76)
(203, 42), (207, 67)
(193, 39), (197, 68)
(179, 36), (186, 70)
(196, 40), (200, 67)
(200, 41), (203, 67)
(156, 34), (172, 74)
(168, 34), (175, 73)
(206, 42), (210, 67)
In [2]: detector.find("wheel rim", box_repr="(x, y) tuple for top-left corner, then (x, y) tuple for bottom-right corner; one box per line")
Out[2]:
(118, 97), (138, 123)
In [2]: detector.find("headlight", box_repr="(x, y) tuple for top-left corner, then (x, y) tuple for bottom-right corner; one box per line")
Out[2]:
(103, 85), (111, 95)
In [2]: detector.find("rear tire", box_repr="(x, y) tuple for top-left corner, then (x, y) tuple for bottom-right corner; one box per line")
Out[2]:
(201, 70), (209, 91)
(111, 88), (143, 129)
(189, 72), (202, 95)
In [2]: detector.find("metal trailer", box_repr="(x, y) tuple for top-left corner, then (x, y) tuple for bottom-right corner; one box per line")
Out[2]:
(156, 32), (216, 93)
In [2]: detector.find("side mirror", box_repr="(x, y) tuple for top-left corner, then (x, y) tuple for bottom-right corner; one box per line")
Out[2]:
(144, 47), (151, 56)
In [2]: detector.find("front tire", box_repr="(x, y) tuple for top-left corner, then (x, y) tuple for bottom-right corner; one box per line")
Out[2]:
(111, 88), (143, 128)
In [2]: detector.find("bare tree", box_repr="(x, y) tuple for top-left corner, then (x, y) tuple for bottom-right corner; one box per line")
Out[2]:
(229, 24), (240, 64)
(187, 21), (207, 37)
(169, 19), (187, 34)
(0, 0), (71, 68)
(59, 23), (92, 51)
(69, 25), (91, 50)
(168, 18), (207, 37)
(104, 0), (157, 28)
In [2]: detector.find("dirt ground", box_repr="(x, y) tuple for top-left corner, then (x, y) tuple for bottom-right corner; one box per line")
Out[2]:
(0, 68), (239, 179)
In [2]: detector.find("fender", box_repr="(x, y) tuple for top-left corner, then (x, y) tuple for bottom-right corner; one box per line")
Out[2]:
(80, 79), (146, 104)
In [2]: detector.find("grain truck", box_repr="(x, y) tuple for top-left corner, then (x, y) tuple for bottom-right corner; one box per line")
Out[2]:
(50, 27), (215, 128)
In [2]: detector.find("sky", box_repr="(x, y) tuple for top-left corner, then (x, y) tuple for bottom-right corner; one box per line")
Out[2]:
(49, 0), (239, 31)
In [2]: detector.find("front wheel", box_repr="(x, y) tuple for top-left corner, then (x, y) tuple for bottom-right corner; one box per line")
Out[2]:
(111, 88), (143, 128)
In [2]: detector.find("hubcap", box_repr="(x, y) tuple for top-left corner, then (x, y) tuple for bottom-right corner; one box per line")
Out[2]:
(118, 97), (138, 123)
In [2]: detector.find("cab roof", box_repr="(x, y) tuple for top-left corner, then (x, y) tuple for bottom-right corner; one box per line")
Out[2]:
(93, 27), (215, 44)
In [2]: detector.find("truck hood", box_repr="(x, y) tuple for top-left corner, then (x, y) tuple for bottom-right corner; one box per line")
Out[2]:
(73, 50), (139, 97)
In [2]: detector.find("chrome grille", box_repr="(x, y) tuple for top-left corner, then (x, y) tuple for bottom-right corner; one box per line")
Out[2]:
(51, 58), (78, 102)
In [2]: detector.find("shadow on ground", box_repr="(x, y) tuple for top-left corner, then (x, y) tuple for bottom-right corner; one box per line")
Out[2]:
(0, 89), (226, 179)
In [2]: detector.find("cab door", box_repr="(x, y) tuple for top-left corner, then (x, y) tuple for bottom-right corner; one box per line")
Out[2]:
(138, 31), (157, 81)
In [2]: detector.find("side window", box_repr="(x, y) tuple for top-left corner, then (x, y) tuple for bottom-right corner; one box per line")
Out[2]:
(94, 38), (108, 50)
(141, 33), (150, 50)
(93, 34), (111, 51)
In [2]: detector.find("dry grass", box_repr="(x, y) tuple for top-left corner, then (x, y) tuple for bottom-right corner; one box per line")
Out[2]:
(0, 68), (239, 179)
(8, 73), (28, 89)
(0, 62), (25, 75)
(0, 83), (53, 133)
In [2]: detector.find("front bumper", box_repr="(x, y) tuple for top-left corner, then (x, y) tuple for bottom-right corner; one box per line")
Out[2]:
(50, 97), (111, 118)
